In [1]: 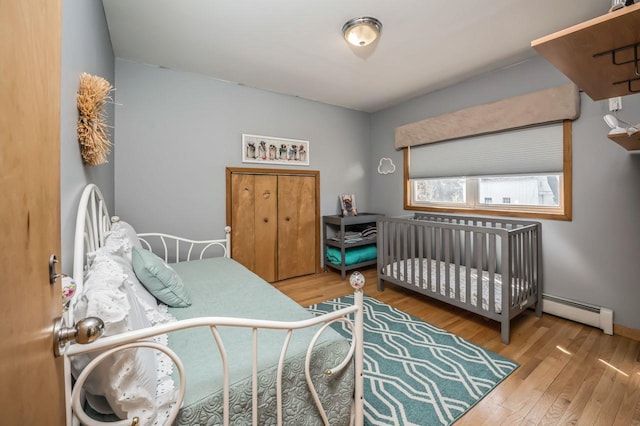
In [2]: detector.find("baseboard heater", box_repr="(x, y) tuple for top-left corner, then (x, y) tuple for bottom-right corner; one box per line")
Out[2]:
(542, 294), (613, 335)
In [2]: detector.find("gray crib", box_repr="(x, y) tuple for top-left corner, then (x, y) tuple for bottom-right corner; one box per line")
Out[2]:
(377, 213), (542, 344)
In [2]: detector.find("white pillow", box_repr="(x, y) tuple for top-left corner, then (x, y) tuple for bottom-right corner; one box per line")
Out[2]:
(73, 261), (130, 335)
(71, 254), (159, 421)
(92, 250), (158, 313)
(108, 284), (159, 420)
(96, 224), (159, 313)
(111, 220), (143, 250)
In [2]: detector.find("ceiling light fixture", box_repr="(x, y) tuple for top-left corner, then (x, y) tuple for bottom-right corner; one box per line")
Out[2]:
(342, 17), (382, 47)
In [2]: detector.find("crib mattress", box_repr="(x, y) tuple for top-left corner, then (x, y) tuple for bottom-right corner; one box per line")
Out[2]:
(384, 259), (504, 313)
(168, 257), (353, 425)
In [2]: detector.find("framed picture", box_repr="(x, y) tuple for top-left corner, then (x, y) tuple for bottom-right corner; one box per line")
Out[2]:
(242, 134), (309, 166)
(340, 194), (358, 216)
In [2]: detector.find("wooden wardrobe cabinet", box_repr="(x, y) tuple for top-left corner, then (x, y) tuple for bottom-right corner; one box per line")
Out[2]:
(226, 167), (320, 282)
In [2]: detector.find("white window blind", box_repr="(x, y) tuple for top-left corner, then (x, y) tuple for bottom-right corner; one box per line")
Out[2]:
(408, 123), (564, 179)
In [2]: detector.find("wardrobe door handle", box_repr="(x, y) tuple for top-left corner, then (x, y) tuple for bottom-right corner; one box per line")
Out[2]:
(264, 218), (269, 223)
(285, 217), (291, 222)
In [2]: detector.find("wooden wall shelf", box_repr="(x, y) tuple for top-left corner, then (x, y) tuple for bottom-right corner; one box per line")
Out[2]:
(607, 132), (640, 151)
(531, 4), (640, 101)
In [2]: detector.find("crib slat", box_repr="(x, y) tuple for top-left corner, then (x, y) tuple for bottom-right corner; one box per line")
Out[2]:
(523, 231), (529, 300)
(426, 225), (432, 291)
(387, 221), (393, 279)
(482, 230), (488, 271)
(410, 224), (416, 289)
(519, 232), (524, 304)
(390, 222), (395, 279)
(435, 227), (442, 296)
(512, 232), (519, 305)
(418, 224), (424, 289)
(526, 229), (533, 297)
(508, 234), (514, 304)
(528, 230), (534, 297)
(475, 232), (483, 311)
(454, 229), (461, 300)
(397, 223), (404, 281)
(528, 228), (533, 289)
(389, 222), (395, 279)
(465, 231), (471, 307)
(396, 222), (401, 282)
(379, 220), (386, 280)
(523, 231), (528, 300)
(489, 233), (496, 314)
(402, 224), (408, 285)
(407, 223), (412, 286)
(512, 233), (522, 307)
(444, 228), (451, 299)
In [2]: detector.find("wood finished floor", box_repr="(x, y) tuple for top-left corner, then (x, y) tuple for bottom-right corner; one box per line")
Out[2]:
(272, 267), (640, 425)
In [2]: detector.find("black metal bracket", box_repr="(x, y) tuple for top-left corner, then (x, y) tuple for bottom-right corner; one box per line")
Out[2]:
(612, 76), (640, 93)
(594, 42), (640, 73)
(593, 42), (640, 92)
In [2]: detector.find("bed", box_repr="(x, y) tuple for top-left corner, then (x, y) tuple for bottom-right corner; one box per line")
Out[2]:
(59, 184), (364, 425)
(377, 213), (542, 344)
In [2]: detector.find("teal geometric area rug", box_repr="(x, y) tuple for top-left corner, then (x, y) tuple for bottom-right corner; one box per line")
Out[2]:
(307, 295), (518, 426)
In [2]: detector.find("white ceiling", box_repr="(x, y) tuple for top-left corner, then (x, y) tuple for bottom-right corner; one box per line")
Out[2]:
(102, 0), (609, 113)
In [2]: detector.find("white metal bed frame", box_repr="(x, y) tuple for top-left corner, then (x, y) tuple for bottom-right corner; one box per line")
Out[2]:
(61, 184), (365, 426)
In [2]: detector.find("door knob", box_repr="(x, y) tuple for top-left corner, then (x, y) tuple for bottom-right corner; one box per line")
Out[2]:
(53, 316), (105, 356)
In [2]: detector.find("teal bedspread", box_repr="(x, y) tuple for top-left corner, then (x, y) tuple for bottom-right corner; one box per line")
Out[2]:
(326, 245), (377, 266)
(168, 258), (353, 425)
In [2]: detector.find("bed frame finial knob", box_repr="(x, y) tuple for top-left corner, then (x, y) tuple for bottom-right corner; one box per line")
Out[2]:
(349, 271), (365, 292)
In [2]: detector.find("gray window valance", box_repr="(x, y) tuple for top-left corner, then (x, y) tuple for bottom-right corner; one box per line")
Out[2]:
(395, 83), (580, 149)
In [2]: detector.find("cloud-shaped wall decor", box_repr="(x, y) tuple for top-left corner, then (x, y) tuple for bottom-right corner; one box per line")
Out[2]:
(378, 158), (396, 175)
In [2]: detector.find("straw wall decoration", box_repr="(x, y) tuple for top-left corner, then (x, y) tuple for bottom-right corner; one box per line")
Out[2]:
(77, 73), (114, 166)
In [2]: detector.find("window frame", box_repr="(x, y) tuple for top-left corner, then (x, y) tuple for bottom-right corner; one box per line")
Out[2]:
(403, 120), (572, 221)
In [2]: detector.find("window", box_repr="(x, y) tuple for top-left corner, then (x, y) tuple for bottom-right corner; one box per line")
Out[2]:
(413, 178), (466, 204)
(405, 121), (571, 220)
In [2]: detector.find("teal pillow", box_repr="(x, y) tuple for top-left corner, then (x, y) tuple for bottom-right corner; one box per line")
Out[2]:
(131, 247), (192, 307)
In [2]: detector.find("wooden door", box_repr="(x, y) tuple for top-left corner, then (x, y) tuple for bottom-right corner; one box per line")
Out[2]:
(0, 0), (65, 423)
(229, 173), (277, 281)
(228, 168), (319, 282)
(254, 175), (278, 281)
(277, 175), (317, 280)
(230, 173), (257, 270)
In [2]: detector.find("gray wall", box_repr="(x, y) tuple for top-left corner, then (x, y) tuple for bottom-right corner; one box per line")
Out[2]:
(60, 0), (115, 275)
(113, 60), (370, 239)
(370, 56), (640, 330)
